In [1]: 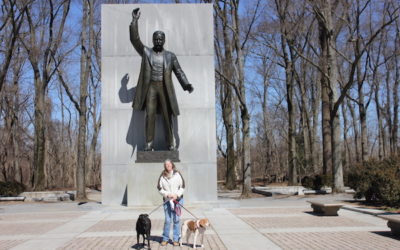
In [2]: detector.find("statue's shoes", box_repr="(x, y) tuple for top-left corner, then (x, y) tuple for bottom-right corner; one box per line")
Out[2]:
(144, 143), (154, 151)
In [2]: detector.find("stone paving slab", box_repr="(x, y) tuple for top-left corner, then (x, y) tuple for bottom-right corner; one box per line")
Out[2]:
(57, 235), (226, 250)
(242, 215), (373, 228)
(9, 211), (108, 250)
(0, 240), (28, 250)
(204, 208), (281, 250)
(265, 231), (400, 250)
(0, 222), (65, 235)
(229, 207), (308, 215)
(0, 212), (86, 221)
(78, 229), (215, 238)
(259, 226), (389, 233)
(84, 219), (149, 232)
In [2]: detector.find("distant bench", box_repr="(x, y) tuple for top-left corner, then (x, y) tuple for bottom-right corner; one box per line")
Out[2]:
(307, 201), (343, 216)
(378, 215), (400, 236)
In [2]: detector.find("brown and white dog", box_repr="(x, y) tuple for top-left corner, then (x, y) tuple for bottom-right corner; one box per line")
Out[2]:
(180, 219), (210, 248)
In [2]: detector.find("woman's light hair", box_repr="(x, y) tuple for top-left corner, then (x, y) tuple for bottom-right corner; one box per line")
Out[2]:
(163, 159), (177, 176)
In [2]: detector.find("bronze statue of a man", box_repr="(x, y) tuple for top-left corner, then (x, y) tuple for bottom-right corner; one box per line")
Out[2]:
(130, 8), (194, 151)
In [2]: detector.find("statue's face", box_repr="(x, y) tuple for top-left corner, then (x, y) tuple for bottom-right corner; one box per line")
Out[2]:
(153, 31), (165, 51)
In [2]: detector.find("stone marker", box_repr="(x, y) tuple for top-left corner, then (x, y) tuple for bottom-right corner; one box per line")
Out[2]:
(308, 201), (343, 216)
(378, 215), (400, 236)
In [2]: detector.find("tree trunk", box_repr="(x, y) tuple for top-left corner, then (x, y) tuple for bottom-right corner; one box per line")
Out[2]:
(262, 65), (272, 182)
(312, 1), (330, 176)
(375, 87), (384, 160)
(87, 119), (100, 187)
(385, 69), (393, 154)
(331, 113), (344, 191)
(341, 102), (349, 168)
(241, 111), (251, 197)
(76, 0), (93, 200)
(230, 0), (251, 197)
(33, 72), (46, 190)
(314, 0), (344, 190)
(234, 96), (241, 182)
(11, 72), (21, 183)
(298, 66), (312, 174)
(287, 67), (297, 185)
(219, 1), (236, 190)
(275, 0), (298, 185)
(321, 79), (332, 175)
(347, 100), (360, 162)
(355, 33), (368, 161)
(326, 8), (344, 192)
(223, 84), (235, 189)
(311, 75), (320, 172)
(392, 49), (399, 155)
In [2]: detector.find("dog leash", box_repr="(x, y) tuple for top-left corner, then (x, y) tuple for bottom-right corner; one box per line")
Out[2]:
(147, 199), (200, 221)
(148, 199), (170, 216)
(176, 203), (200, 220)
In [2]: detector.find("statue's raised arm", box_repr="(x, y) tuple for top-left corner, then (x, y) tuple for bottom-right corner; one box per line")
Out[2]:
(129, 8), (144, 56)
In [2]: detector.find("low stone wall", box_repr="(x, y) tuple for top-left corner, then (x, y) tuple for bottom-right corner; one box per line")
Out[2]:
(20, 191), (75, 202)
(253, 186), (305, 196)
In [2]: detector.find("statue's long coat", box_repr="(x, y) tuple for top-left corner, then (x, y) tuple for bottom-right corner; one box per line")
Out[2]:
(130, 20), (190, 116)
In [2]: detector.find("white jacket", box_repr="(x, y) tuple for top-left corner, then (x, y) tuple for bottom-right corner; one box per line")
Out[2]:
(157, 171), (185, 199)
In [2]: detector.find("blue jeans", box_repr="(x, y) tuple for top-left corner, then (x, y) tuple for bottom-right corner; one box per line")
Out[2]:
(162, 199), (183, 242)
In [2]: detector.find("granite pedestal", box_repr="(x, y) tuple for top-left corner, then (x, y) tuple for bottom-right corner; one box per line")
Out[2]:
(136, 151), (180, 163)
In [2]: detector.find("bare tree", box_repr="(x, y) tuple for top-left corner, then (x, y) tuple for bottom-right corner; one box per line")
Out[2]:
(215, 0), (260, 196)
(58, 0), (93, 199)
(20, 0), (71, 190)
(86, 1), (102, 188)
(231, 0), (259, 197)
(274, 0), (302, 185)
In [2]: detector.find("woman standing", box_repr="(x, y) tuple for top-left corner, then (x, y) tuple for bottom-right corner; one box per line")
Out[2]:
(157, 159), (185, 246)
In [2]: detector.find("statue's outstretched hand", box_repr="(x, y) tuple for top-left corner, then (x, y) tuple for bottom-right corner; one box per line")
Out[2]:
(185, 84), (194, 93)
(132, 8), (140, 21)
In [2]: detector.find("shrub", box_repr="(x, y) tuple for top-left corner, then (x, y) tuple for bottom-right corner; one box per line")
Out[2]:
(347, 157), (400, 207)
(314, 174), (332, 190)
(0, 181), (26, 197)
(301, 176), (314, 189)
(301, 174), (332, 190)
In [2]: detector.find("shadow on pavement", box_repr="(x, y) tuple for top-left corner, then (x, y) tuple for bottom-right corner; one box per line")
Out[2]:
(303, 211), (338, 217)
(131, 235), (163, 249)
(371, 231), (400, 240)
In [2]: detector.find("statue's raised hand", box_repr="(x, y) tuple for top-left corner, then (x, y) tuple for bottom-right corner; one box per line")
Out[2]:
(132, 8), (140, 21)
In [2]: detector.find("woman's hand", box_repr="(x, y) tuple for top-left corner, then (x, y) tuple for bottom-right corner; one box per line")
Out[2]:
(167, 194), (178, 200)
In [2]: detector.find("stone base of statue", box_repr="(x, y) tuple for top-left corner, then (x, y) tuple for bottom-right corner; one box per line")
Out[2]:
(136, 150), (180, 163)
(101, 4), (216, 206)
(127, 161), (216, 206)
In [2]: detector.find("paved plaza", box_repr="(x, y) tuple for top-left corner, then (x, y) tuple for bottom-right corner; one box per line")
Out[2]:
(0, 193), (399, 250)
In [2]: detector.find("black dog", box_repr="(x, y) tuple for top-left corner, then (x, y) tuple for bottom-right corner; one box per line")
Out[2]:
(136, 214), (151, 249)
